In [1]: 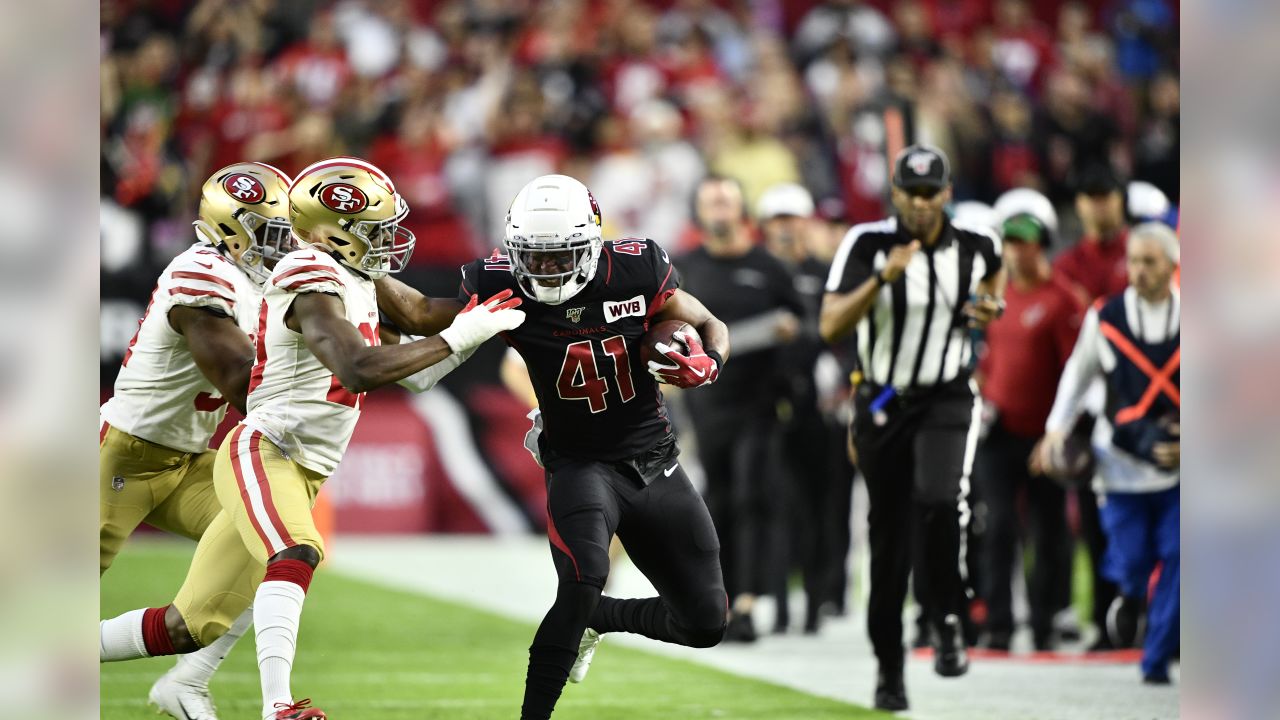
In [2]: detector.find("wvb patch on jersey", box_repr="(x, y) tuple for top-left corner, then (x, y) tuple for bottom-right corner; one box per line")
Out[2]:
(603, 295), (646, 322)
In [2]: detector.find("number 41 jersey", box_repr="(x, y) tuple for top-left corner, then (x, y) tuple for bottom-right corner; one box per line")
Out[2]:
(461, 239), (680, 462)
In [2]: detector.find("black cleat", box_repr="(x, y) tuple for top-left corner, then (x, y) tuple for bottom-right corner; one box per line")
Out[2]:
(723, 612), (758, 643)
(1086, 634), (1116, 652)
(934, 614), (970, 677)
(873, 661), (909, 712)
(984, 630), (1012, 652)
(1143, 672), (1171, 686)
(1106, 595), (1147, 649)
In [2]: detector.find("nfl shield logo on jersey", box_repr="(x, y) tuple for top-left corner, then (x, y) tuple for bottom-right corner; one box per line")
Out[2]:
(111, 476), (125, 492)
(565, 307), (585, 323)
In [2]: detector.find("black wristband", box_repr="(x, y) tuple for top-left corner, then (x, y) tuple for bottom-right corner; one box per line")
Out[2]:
(704, 348), (724, 370)
(874, 270), (888, 287)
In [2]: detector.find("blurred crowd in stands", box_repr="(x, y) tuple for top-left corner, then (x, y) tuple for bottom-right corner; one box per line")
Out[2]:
(101, 0), (1178, 274)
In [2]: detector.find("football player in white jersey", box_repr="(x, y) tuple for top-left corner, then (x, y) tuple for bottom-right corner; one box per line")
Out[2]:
(100, 161), (294, 719)
(99, 157), (524, 720)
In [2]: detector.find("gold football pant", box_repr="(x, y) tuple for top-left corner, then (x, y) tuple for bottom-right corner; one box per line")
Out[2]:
(99, 422), (222, 575)
(173, 424), (326, 646)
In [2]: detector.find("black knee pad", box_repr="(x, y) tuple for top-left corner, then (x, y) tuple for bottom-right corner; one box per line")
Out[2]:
(675, 590), (729, 648)
(678, 620), (728, 648)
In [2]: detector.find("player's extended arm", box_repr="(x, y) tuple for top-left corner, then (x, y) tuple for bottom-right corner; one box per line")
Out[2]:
(169, 305), (255, 413)
(653, 289), (730, 363)
(291, 292), (454, 394)
(374, 276), (465, 337)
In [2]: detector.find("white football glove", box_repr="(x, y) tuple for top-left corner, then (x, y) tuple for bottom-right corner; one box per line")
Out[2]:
(439, 289), (526, 353)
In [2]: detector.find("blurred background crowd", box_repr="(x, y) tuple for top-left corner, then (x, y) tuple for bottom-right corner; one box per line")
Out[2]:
(101, 0), (1178, 285)
(100, 0), (1179, 652)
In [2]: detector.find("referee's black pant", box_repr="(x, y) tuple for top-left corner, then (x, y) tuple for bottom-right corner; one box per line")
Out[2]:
(853, 378), (977, 669)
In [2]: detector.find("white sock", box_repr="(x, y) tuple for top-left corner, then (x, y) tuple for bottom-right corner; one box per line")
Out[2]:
(255, 582), (306, 719)
(170, 606), (253, 687)
(100, 608), (149, 662)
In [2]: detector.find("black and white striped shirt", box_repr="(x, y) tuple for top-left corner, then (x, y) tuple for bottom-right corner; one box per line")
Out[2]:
(826, 216), (1002, 389)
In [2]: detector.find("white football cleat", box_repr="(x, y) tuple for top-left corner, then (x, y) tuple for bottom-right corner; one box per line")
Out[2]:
(568, 628), (602, 684)
(148, 669), (219, 720)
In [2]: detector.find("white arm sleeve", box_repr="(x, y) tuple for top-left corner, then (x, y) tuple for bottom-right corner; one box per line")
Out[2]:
(396, 335), (476, 393)
(1045, 307), (1104, 434)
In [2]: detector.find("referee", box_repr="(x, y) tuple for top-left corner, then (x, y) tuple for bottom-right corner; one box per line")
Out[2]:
(819, 145), (1005, 712)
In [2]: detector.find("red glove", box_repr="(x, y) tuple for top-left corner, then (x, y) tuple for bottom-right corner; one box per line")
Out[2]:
(647, 330), (720, 388)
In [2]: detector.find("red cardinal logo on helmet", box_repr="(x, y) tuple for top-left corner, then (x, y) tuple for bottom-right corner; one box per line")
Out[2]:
(319, 183), (369, 214)
(222, 173), (266, 204)
(587, 190), (602, 227)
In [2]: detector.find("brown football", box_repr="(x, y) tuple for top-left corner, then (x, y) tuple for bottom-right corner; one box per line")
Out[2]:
(640, 319), (698, 368)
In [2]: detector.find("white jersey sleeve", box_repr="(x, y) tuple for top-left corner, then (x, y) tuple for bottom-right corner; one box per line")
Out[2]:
(244, 249), (380, 476)
(100, 244), (260, 453)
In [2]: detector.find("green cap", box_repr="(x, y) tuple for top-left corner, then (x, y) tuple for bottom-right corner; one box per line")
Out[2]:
(1002, 214), (1044, 244)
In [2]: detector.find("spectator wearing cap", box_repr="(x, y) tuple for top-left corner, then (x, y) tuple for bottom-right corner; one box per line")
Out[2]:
(1034, 222), (1181, 684)
(759, 183), (854, 635)
(820, 144), (1004, 711)
(1056, 164), (1131, 304)
(974, 208), (1084, 652)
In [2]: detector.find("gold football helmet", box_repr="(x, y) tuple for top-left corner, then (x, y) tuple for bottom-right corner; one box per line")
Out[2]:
(192, 162), (294, 285)
(288, 157), (415, 278)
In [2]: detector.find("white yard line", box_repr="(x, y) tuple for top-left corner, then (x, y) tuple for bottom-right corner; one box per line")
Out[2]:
(326, 535), (1179, 720)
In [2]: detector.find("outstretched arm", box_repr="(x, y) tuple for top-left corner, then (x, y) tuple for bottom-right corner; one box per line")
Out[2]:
(290, 292), (455, 394)
(375, 276), (465, 337)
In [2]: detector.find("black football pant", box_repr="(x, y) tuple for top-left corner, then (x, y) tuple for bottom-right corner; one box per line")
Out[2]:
(853, 379), (977, 669)
(777, 408), (845, 628)
(522, 437), (728, 720)
(695, 412), (783, 602)
(974, 422), (1070, 644)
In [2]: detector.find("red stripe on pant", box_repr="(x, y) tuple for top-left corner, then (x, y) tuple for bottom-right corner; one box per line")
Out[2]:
(544, 500), (581, 581)
(100, 421), (110, 445)
(229, 425), (276, 556)
(247, 430), (296, 551)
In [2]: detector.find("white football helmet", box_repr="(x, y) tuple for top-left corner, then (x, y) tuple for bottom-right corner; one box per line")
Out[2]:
(503, 174), (604, 305)
(993, 187), (1059, 232)
(1127, 181), (1172, 224)
(950, 200), (999, 232)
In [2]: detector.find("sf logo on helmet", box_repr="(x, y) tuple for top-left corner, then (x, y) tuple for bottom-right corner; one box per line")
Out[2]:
(320, 183), (369, 214)
(222, 173), (265, 203)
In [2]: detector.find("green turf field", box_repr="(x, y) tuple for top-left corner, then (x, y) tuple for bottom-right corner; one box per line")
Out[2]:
(102, 542), (884, 719)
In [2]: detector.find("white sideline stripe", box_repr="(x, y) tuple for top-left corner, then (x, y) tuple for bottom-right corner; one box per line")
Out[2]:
(407, 388), (530, 534)
(237, 429), (287, 553)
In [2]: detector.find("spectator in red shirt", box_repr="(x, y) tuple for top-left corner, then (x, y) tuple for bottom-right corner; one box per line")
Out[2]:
(272, 10), (352, 109)
(975, 211), (1084, 651)
(1054, 164), (1129, 304)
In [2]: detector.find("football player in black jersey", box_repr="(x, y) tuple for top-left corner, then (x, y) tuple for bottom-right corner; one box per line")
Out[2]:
(458, 175), (731, 720)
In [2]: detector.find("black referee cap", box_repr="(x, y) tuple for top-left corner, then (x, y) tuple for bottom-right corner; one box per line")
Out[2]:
(892, 144), (951, 190)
